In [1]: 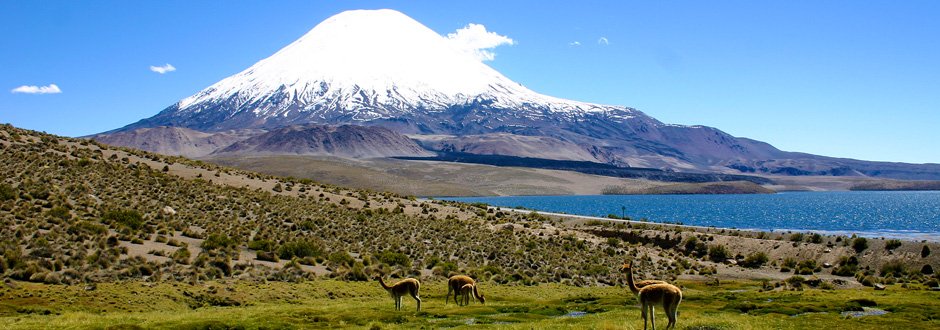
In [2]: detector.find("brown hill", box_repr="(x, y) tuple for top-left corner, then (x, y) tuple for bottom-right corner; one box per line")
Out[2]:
(213, 124), (433, 158)
(89, 126), (260, 158)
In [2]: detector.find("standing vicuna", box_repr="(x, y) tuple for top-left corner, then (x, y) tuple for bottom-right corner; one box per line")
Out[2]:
(377, 277), (421, 311)
(446, 275), (485, 305)
(458, 283), (474, 306)
(621, 263), (682, 330)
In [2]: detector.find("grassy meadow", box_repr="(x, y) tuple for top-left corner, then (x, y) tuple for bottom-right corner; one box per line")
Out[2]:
(2, 279), (939, 329)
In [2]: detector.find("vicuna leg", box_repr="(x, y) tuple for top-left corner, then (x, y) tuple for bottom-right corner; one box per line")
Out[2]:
(650, 305), (656, 330)
(666, 304), (676, 329)
(446, 285), (452, 305)
(413, 292), (421, 311)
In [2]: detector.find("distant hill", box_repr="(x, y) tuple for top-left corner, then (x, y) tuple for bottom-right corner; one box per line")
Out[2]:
(396, 152), (774, 184)
(89, 126), (261, 158)
(214, 124), (434, 158)
(603, 181), (776, 195)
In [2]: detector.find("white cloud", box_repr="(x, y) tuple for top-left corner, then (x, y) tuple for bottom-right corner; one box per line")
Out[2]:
(10, 84), (61, 94)
(569, 41), (582, 46)
(446, 23), (515, 61)
(598, 37), (609, 46)
(150, 63), (176, 74)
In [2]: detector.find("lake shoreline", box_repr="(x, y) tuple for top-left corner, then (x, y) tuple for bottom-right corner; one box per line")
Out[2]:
(442, 191), (940, 242)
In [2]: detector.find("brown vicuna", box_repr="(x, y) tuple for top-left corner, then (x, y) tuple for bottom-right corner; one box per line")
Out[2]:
(446, 275), (485, 305)
(621, 263), (682, 330)
(377, 277), (421, 311)
(459, 283), (474, 306)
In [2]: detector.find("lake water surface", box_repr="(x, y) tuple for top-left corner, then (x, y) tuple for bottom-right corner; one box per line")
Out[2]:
(445, 191), (940, 241)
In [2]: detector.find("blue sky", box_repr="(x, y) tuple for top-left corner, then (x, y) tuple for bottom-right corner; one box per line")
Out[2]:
(2, 1), (938, 164)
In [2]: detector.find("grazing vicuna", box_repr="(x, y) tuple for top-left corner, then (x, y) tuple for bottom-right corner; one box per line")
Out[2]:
(446, 275), (485, 305)
(459, 283), (474, 306)
(377, 277), (421, 311)
(621, 263), (682, 330)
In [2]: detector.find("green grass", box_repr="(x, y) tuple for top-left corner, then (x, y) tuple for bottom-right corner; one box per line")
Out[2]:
(1, 280), (938, 329)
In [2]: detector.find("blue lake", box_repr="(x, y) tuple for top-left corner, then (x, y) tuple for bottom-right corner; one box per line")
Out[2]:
(444, 191), (940, 241)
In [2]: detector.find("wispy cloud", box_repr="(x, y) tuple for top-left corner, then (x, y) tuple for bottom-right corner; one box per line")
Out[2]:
(446, 23), (515, 61)
(569, 41), (582, 47)
(598, 37), (610, 46)
(11, 84), (61, 94)
(150, 63), (176, 74)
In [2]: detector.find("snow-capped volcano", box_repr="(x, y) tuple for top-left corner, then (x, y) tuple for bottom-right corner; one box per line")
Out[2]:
(104, 9), (940, 180)
(110, 9), (780, 168)
(162, 9), (626, 128)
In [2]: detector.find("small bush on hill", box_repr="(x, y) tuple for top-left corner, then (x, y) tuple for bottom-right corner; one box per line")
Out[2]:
(885, 239), (902, 251)
(852, 237), (869, 253)
(789, 233), (804, 242)
(329, 251), (355, 267)
(103, 209), (144, 230)
(809, 233), (823, 244)
(832, 255), (860, 276)
(202, 233), (238, 251)
(880, 260), (907, 277)
(277, 239), (324, 259)
(247, 239), (275, 252)
(741, 252), (768, 268)
(376, 251), (411, 267)
(922, 264), (934, 275)
(0, 184), (16, 201)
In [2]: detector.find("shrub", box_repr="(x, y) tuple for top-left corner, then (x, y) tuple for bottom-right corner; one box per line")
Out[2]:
(376, 251), (411, 267)
(926, 278), (939, 288)
(852, 237), (869, 253)
(277, 239), (324, 259)
(796, 259), (819, 275)
(103, 209), (144, 230)
(832, 257), (859, 277)
(708, 244), (730, 263)
(172, 248), (191, 264)
(809, 233), (823, 244)
(68, 221), (108, 236)
(256, 251), (278, 262)
(885, 239), (902, 251)
(880, 260), (906, 277)
(781, 257), (797, 273)
(922, 264), (934, 275)
(434, 261), (458, 276)
(47, 206), (71, 221)
(789, 233), (804, 242)
(0, 184), (15, 201)
(202, 233), (237, 251)
(786, 276), (805, 289)
(860, 275), (879, 287)
(684, 237), (708, 258)
(247, 239), (275, 252)
(329, 252), (355, 267)
(923, 245), (931, 258)
(741, 252), (768, 268)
